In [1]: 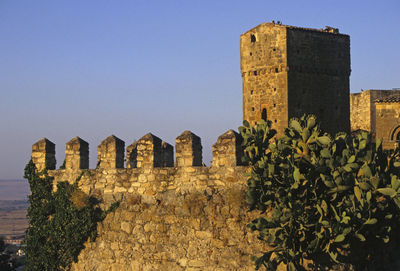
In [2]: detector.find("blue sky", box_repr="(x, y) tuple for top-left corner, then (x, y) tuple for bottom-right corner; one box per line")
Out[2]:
(0, 0), (399, 179)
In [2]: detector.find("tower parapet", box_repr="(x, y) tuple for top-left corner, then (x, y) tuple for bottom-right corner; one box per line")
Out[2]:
(212, 130), (244, 167)
(175, 130), (202, 167)
(65, 137), (89, 170)
(97, 135), (125, 169)
(32, 138), (56, 171)
(126, 133), (173, 168)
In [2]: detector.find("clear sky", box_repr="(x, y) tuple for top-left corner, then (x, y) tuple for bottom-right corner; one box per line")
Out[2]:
(0, 0), (399, 179)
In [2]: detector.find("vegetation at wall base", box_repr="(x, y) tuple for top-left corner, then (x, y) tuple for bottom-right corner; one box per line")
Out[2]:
(23, 160), (119, 271)
(239, 115), (400, 271)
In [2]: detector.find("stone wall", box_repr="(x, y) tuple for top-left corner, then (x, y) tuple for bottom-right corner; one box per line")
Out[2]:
(375, 98), (400, 149)
(32, 130), (273, 271)
(350, 91), (372, 132)
(350, 90), (400, 134)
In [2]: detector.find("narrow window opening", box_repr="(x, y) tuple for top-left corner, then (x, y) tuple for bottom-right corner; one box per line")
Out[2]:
(254, 71), (257, 76)
(251, 34), (256, 43)
(252, 107), (255, 112)
(273, 48), (276, 51)
(275, 68), (279, 73)
(261, 109), (267, 121)
(249, 52), (252, 56)
(273, 104), (276, 108)
(274, 119), (277, 123)
(250, 90), (254, 95)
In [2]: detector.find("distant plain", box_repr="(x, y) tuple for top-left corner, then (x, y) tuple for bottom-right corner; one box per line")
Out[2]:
(0, 179), (30, 237)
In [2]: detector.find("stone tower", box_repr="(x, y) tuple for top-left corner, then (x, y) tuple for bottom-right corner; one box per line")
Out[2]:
(240, 22), (351, 136)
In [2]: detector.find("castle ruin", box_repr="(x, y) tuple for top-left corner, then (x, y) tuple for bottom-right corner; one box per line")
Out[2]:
(29, 22), (399, 270)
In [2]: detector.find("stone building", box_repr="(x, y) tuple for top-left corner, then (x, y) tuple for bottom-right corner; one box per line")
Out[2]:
(241, 22), (351, 136)
(350, 89), (400, 149)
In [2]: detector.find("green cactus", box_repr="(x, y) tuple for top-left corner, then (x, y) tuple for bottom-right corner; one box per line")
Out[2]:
(240, 115), (400, 271)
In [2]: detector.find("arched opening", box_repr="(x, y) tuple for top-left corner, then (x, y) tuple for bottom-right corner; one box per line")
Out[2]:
(250, 34), (256, 43)
(391, 126), (400, 142)
(261, 108), (267, 121)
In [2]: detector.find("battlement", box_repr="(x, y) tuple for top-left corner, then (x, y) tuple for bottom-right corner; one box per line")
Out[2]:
(31, 131), (260, 271)
(241, 22), (347, 37)
(32, 130), (246, 172)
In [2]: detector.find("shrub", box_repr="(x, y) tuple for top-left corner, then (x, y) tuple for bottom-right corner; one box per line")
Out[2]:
(239, 115), (400, 270)
(23, 160), (119, 271)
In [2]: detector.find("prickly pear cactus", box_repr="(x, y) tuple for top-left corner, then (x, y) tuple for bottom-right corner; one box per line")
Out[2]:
(239, 115), (400, 271)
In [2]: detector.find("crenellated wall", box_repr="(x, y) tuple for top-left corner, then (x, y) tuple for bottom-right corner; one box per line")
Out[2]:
(31, 130), (274, 271)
